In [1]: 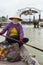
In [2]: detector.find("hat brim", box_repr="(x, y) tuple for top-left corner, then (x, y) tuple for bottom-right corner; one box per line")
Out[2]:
(9, 17), (22, 21)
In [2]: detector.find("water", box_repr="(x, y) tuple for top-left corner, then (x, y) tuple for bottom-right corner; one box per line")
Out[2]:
(0, 25), (43, 65)
(23, 25), (43, 65)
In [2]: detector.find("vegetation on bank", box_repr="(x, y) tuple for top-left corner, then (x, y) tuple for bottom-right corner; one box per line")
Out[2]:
(0, 16), (7, 28)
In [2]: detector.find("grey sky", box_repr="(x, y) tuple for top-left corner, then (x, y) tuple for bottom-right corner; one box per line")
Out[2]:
(0, 0), (43, 19)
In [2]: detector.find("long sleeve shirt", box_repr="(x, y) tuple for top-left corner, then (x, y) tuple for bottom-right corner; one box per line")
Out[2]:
(0, 22), (24, 39)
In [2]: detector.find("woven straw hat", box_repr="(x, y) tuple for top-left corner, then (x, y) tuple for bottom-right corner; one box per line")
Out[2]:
(9, 15), (22, 21)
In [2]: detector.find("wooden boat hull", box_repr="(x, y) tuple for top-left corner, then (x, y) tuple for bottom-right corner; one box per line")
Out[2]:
(0, 61), (27, 65)
(0, 44), (40, 65)
(40, 23), (43, 27)
(40, 25), (43, 27)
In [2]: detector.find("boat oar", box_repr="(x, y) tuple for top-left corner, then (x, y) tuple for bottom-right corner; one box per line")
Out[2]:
(0, 35), (43, 52)
(25, 44), (43, 52)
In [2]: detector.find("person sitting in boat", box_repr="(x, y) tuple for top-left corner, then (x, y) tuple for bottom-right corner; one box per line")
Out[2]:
(0, 15), (40, 65)
(0, 15), (29, 47)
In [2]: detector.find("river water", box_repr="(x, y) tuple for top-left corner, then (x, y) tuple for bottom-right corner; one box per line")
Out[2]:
(0, 25), (43, 65)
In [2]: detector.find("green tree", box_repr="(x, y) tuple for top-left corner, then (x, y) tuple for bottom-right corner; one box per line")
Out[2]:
(2, 16), (6, 21)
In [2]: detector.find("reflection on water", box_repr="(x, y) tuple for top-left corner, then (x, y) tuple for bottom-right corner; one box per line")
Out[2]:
(23, 25), (43, 65)
(0, 26), (43, 65)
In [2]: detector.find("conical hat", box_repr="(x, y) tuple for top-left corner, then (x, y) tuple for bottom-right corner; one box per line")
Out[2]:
(9, 15), (22, 21)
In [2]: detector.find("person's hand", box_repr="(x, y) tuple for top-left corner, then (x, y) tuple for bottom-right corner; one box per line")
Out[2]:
(18, 39), (23, 43)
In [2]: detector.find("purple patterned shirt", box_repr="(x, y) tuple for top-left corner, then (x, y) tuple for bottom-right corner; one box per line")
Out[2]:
(0, 22), (24, 39)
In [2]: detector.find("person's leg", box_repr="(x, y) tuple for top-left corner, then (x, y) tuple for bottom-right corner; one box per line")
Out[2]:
(20, 46), (40, 65)
(6, 35), (19, 45)
(23, 38), (29, 43)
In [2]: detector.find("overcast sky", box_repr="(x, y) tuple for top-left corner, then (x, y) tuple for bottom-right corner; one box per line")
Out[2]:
(0, 0), (43, 19)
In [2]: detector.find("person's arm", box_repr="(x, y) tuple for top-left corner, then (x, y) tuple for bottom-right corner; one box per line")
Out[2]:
(19, 25), (24, 39)
(0, 23), (10, 35)
(18, 24), (24, 43)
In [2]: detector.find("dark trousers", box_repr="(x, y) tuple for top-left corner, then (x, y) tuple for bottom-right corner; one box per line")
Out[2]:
(6, 36), (29, 47)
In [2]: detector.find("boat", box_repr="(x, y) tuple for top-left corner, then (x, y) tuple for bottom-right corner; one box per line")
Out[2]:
(0, 61), (27, 65)
(40, 22), (43, 27)
(0, 43), (40, 65)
